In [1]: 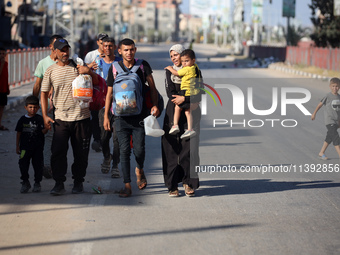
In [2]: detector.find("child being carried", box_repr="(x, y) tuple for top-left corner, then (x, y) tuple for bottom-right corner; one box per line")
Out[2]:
(164, 49), (202, 140)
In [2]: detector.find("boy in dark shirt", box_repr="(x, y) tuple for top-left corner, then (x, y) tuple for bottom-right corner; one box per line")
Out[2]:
(16, 96), (48, 193)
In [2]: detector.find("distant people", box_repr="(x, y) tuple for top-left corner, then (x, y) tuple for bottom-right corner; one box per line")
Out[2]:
(165, 49), (202, 140)
(85, 39), (96, 57)
(0, 47), (9, 131)
(16, 95), (48, 193)
(103, 38), (160, 197)
(32, 34), (62, 179)
(311, 77), (340, 160)
(85, 33), (108, 68)
(41, 38), (99, 195)
(98, 37), (122, 178)
(189, 39), (194, 50)
(162, 44), (201, 197)
(85, 33), (109, 153)
(33, 34), (62, 97)
(78, 39), (85, 60)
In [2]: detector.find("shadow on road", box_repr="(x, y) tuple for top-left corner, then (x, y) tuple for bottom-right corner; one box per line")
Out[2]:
(0, 223), (256, 252)
(197, 179), (340, 197)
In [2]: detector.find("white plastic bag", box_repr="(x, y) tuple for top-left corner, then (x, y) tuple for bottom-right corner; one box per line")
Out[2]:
(144, 115), (165, 137)
(72, 54), (84, 66)
(71, 54), (93, 108)
(72, 74), (93, 108)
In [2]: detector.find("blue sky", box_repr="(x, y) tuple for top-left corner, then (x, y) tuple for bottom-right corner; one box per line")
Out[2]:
(180, 0), (313, 27)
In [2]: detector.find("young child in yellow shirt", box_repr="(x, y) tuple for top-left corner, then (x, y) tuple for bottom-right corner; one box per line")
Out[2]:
(165, 49), (201, 140)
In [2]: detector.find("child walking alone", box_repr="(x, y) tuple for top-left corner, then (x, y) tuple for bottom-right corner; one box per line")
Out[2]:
(16, 95), (48, 193)
(311, 77), (340, 160)
(164, 49), (202, 140)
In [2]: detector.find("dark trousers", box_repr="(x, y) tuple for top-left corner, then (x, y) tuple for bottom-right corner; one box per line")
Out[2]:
(114, 117), (145, 183)
(162, 103), (201, 191)
(19, 148), (43, 183)
(91, 110), (101, 141)
(51, 118), (91, 183)
(99, 108), (120, 167)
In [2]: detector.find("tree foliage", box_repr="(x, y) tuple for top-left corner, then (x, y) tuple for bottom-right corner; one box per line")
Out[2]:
(309, 0), (340, 48)
(288, 26), (313, 46)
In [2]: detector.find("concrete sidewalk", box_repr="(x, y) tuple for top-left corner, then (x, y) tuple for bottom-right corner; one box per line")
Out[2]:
(5, 81), (35, 111)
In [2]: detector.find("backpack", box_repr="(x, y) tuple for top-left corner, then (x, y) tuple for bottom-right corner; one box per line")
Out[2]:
(112, 59), (144, 116)
(89, 74), (107, 111)
(112, 59), (164, 118)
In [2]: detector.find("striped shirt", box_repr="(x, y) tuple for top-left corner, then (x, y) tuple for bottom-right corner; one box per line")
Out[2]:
(41, 61), (91, 121)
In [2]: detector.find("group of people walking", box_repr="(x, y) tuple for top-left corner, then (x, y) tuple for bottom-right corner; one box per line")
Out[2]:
(5, 34), (340, 199)
(6, 33), (202, 197)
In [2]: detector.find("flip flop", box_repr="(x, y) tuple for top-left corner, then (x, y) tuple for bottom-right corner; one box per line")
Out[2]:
(183, 184), (195, 197)
(119, 188), (132, 198)
(318, 154), (328, 160)
(0, 125), (9, 131)
(137, 173), (147, 190)
(169, 189), (179, 197)
(136, 168), (147, 190)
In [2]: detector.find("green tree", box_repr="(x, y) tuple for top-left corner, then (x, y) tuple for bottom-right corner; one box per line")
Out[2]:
(309, 0), (340, 48)
(288, 25), (313, 46)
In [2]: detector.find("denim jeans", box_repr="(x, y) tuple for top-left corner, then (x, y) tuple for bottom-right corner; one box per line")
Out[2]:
(99, 108), (120, 167)
(114, 116), (145, 183)
(91, 110), (101, 141)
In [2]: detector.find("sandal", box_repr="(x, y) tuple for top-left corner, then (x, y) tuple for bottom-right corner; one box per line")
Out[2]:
(119, 188), (132, 198)
(183, 184), (195, 197)
(318, 154), (328, 160)
(136, 168), (147, 190)
(0, 125), (9, 131)
(169, 189), (179, 197)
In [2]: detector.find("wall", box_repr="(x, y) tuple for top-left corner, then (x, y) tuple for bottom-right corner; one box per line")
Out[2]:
(286, 46), (340, 72)
(248, 45), (340, 72)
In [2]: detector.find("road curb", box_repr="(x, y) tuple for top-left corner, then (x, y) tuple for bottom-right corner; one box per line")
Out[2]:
(5, 81), (35, 111)
(268, 63), (331, 82)
(5, 92), (32, 111)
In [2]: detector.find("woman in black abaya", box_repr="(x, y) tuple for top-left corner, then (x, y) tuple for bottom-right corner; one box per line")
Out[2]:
(161, 44), (201, 197)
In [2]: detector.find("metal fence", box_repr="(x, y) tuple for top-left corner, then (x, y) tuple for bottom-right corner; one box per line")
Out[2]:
(247, 45), (340, 72)
(6, 47), (50, 88)
(286, 46), (340, 72)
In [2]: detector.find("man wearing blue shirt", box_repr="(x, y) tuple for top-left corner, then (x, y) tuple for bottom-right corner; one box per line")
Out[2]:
(99, 37), (122, 178)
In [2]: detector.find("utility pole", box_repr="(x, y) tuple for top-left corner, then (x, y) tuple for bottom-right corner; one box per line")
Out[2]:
(70, 0), (74, 51)
(23, 0), (27, 45)
(110, 3), (115, 39)
(52, 0), (75, 54)
(286, 16), (290, 45)
(233, 0), (244, 54)
(282, 0), (295, 46)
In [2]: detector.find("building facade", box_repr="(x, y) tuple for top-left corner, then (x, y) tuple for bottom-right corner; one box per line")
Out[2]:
(130, 0), (181, 42)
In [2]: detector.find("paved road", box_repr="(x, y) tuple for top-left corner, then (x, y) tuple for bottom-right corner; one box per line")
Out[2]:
(0, 43), (339, 255)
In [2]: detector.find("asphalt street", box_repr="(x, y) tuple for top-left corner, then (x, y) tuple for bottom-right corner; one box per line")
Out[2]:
(0, 43), (339, 255)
